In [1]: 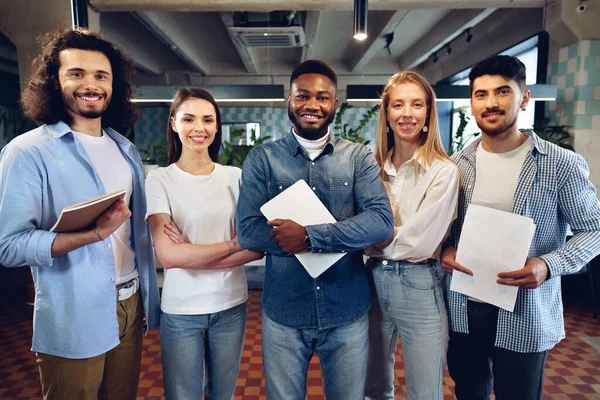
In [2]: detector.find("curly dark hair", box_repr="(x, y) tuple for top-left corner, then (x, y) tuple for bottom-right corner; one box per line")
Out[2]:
(21, 28), (139, 132)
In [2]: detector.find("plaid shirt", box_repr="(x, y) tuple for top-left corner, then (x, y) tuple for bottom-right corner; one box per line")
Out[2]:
(446, 130), (600, 353)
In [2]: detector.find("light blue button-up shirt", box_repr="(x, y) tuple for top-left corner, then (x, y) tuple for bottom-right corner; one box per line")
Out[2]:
(0, 122), (160, 359)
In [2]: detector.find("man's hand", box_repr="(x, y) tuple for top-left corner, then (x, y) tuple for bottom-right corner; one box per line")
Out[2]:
(441, 246), (473, 276)
(95, 198), (131, 240)
(497, 257), (549, 289)
(267, 219), (307, 254)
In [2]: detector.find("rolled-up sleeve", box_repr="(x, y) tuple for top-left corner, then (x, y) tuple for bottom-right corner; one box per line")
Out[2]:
(0, 145), (56, 268)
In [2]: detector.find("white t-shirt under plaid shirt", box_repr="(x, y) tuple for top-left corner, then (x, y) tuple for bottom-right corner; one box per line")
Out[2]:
(446, 131), (600, 353)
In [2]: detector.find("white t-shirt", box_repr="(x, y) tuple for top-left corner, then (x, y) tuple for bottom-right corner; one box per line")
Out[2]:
(72, 130), (137, 284)
(472, 136), (533, 212)
(145, 163), (247, 314)
(469, 136), (532, 302)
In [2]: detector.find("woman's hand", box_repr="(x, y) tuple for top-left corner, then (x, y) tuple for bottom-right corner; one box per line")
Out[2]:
(164, 221), (186, 244)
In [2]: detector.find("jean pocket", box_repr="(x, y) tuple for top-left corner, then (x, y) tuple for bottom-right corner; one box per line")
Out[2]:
(329, 177), (354, 220)
(399, 265), (436, 290)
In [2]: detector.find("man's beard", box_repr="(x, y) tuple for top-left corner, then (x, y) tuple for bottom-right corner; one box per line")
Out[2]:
(476, 110), (517, 137)
(62, 92), (110, 120)
(288, 107), (335, 140)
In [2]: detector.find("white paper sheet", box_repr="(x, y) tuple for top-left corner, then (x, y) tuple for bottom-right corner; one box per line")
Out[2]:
(450, 204), (535, 312)
(260, 179), (345, 278)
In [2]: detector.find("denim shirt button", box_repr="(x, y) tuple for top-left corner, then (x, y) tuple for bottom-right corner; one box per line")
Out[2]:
(344, 182), (348, 186)
(318, 250), (322, 253)
(382, 260), (388, 266)
(311, 162), (315, 166)
(312, 186), (317, 191)
(279, 185), (283, 189)
(316, 286), (320, 290)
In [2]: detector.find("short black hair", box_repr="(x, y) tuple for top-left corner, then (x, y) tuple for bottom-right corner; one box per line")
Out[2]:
(468, 55), (527, 93)
(290, 59), (337, 87)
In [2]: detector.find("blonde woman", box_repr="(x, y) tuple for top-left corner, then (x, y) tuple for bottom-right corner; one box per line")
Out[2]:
(365, 71), (459, 400)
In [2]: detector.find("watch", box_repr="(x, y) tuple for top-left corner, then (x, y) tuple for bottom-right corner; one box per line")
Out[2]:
(303, 234), (312, 249)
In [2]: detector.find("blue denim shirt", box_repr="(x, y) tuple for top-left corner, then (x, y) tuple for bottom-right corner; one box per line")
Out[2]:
(237, 129), (393, 330)
(0, 122), (161, 359)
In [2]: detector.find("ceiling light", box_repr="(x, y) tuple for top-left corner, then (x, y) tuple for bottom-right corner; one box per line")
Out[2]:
(353, 0), (368, 41)
(132, 85), (285, 103)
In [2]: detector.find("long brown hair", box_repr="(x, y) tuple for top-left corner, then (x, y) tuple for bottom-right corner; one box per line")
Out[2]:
(21, 28), (138, 132)
(374, 71), (451, 177)
(166, 88), (223, 165)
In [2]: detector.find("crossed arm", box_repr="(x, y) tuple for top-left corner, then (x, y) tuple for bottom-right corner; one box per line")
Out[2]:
(148, 213), (263, 270)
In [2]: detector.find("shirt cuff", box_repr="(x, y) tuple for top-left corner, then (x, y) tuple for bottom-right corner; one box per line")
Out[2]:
(26, 230), (57, 267)
(305, 224), (330, 253)
(539, 253), (561, 279)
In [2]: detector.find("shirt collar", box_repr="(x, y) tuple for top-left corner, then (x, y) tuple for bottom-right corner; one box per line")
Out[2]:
(284, 127), (337, 157)
(459, 129), (546, 160)
(383, 148), (428, 176)
(47, 121), (129, 146)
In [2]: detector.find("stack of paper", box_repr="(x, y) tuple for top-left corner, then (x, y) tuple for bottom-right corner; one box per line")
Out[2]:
(260, 180), (344, 278)
(450, 204), (535, 312)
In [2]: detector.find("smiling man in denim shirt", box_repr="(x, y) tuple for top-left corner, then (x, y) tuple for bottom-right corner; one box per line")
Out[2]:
(236, 60), (393, 399)
(0, 29), (160, 400)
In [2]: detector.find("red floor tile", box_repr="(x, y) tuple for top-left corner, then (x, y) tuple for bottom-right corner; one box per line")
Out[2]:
(1, 289), (599, 399)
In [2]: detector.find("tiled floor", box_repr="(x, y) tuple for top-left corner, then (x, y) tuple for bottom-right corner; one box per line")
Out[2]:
(1, 290), (599, 400)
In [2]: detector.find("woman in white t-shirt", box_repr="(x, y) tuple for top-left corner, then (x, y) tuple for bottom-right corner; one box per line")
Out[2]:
(364, 72), (459, 400)
(145, 88), (263, 400)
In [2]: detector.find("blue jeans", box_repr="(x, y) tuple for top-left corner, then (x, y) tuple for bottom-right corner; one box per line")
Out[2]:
(262, 310), (369, 400)
(160, 302), (247, 400)
(366, 259), (448, 400)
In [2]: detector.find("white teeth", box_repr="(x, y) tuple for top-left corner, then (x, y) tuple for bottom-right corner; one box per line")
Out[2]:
(302, 115), (319, 119)
(81, 96), (100, 101)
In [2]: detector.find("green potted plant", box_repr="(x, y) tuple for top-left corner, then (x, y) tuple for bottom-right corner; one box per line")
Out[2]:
(333, 102), (378, 145)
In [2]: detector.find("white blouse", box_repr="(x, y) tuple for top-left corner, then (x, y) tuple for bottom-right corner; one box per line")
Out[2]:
(365, 151), (459, 262)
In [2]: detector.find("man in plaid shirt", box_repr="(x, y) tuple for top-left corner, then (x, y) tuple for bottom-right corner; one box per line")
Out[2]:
(441, 55), (600, 400)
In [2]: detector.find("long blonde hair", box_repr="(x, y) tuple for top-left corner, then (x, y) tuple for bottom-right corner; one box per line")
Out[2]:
(374, 71), (451, 177)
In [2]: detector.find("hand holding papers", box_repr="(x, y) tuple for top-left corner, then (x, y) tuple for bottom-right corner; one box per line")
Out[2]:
(450, 204), (535, 312)
(260, 180), (344, 278)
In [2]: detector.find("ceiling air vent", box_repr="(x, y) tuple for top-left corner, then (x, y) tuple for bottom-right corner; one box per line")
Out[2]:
(228, 26), (305, 48)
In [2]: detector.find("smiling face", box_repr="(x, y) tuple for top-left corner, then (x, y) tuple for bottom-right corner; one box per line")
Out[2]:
(58, 49), (113, 122)
(287, 73), (338, 140)
(386, 82), (428, 146)
(171, 98), (218, 157)
(471, 74), (530, 137)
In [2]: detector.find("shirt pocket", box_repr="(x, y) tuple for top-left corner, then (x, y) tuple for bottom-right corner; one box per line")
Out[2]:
(267, 181), (296, 200)
(329, 177), (354, 220)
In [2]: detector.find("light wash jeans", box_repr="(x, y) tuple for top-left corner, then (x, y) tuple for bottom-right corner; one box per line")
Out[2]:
(160, 302), (247, 400)
(262, 310), (369, 400)
(366, 259), (448, 400)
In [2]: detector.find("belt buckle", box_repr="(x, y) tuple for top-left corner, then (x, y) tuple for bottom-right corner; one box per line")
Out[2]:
(117, 277), (139, 302)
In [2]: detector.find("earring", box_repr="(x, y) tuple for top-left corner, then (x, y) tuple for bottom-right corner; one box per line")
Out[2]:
(422, 126), (428, 133)
(521, 108), (526, 111)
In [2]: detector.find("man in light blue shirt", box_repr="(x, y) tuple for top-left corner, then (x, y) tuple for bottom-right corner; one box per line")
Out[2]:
(0, 29), (160, 400)
(441, 55), (600, 400)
